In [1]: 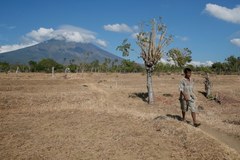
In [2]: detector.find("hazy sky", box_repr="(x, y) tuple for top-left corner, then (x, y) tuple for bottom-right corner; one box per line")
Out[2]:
(0, 0), (239, 65)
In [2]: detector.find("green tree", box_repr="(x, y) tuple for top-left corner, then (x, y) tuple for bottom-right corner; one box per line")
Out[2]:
(212, 55), (240, 74)
(101, 58), (111, 72)
(28, 60), (38, 72)
(195, 65), (212, 73)
(68, 64), (78, 72)
(0, 62), (10, 73)
(110, 59), (120, 72)
(117, 18), (172, 104)
(212, 62), (223, 74)
(167, 48), (192, 68)
(90, 60), (100, 72)
(120, 59), (143, 72)
(37, 58), (63, 72)
(225, 55), (240, 72)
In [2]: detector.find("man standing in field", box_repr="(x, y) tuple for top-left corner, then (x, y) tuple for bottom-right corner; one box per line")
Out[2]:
(179, 68), (201, 127)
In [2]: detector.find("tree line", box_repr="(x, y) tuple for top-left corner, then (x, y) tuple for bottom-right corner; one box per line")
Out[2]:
(0, 55), (239, 74)
(0, 58), (143, 73)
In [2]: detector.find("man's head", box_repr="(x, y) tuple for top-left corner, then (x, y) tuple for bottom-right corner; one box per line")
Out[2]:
(184, 68), (192, 79)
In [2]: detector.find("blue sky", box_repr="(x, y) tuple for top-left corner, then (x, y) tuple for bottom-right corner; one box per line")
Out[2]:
(0, 0), (239, 65)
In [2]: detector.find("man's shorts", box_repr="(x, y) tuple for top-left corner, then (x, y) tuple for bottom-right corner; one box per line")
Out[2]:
(179, 98), (197, 112)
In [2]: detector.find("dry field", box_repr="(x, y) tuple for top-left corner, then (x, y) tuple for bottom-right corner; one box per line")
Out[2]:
(0, 72), (240, 160)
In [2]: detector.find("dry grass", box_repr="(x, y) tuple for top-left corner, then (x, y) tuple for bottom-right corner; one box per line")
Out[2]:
(0, 73), (240, 160)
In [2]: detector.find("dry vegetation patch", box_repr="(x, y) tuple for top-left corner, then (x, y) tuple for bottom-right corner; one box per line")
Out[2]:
(0, 73), (239, 159)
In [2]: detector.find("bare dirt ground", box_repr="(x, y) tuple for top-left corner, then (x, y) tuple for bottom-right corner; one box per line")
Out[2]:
(0, 72), (240, 160)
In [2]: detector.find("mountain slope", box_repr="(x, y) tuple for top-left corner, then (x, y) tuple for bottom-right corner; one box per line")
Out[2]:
(0, 39), (123, 64)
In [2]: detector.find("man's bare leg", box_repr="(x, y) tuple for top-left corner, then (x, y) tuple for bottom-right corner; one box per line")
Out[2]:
(182, 111), (186, 121)
(191, 112), (201, 127)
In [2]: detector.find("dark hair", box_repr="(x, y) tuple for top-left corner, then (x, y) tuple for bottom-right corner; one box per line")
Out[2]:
(184, 68), (192, 74)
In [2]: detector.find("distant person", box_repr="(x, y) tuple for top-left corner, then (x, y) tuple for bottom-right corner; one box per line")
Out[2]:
(179, 68), (201, 127)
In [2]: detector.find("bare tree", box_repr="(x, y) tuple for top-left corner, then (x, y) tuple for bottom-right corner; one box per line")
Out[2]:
(16, 66), (19, 74)
(117, 18), (172, 104)
(204, 73), (212, 98)
(64, 67), (70, 78)
(52, 67), (55, 77)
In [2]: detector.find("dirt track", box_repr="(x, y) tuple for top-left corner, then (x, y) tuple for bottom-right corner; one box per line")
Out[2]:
(0, 73), (240, 160)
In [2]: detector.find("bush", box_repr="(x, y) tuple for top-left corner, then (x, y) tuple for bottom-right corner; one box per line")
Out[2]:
(0, 62), (10, 73)
(36, 59), (63, 72)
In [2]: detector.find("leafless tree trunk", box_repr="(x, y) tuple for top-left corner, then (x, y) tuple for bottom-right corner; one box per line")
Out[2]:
(16, 66), (19, 73)
(147, 69), (154, 104)
(76, 67), (79, 73)
(64, 67), (70, 78)
(204, 73), (212, 97)
(52, 67), (55, 77)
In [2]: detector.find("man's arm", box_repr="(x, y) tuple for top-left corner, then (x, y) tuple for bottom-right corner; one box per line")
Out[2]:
(179, 79), (190, 101)
(180, 91), (190, 101)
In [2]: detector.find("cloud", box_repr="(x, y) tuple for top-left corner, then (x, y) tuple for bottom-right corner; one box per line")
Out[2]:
(160, 58), (175, 65)
(188, 60), (213, 66)
(25, 25), (97, 43)
(131, 32), (139, 39)
(55, 25), (97, 43)
(160, 58), (213, 66)
(96, 39), (107, 47)
(104, 23), (133, 33)
(26, 28), (54, 42)
(104, 23), (140, 41)
(0, 25), (108, 53)
(204, 3), (240, 24)
(230, 38), (240, 47)
(0, 42), (38, 53)
(175, 35), (189, 42)
(132, 25), (139, 32)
